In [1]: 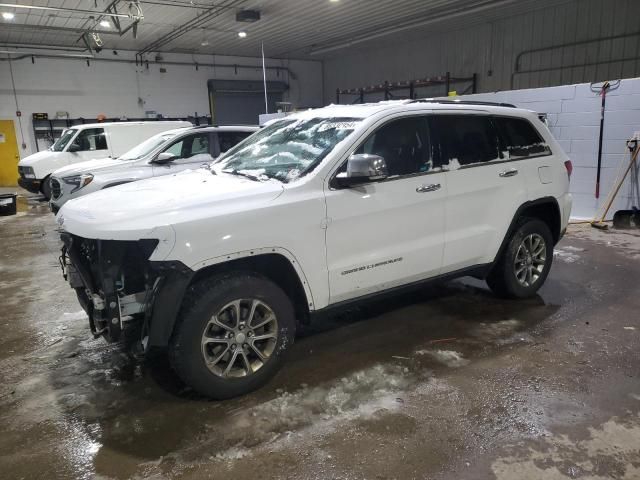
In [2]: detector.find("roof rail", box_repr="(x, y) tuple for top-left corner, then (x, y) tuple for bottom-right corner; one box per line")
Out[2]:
(412, 98), (517, 108)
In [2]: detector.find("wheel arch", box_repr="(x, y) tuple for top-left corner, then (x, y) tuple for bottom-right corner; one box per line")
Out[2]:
(191, 249), (314, 320)
(493, 197), (562, 265)
(147, 249), (313, 347)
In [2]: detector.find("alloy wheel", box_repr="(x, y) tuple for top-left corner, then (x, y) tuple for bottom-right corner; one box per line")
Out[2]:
(201, 298), (278, 378)
(513, 233), (547, 287)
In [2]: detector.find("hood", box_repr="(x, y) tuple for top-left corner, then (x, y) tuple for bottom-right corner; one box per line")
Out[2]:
(58, 169), (284, 243)
(18, 150), (58, 167)
(52, 157), (123, 178)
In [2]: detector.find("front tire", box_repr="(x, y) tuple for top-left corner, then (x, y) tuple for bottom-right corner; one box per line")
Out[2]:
(41, 176), (52, 201)
(487, 218), (554, 299)
(169, 272), (296, 399)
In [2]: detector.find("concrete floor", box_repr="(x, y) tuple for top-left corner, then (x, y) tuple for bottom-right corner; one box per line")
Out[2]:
(1, 191), (640, 480)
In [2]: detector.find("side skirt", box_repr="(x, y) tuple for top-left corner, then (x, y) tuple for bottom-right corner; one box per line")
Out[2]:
(309, 263), (491, 321)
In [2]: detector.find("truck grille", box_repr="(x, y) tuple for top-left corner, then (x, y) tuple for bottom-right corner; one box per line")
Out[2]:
(51, 178), (62, 200)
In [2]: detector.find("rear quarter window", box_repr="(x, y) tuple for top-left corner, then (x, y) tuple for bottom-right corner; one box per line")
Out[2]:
(493, 116), (551, 159)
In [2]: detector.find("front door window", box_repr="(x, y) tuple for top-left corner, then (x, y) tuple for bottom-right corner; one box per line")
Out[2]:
(69, 128), (107, 152)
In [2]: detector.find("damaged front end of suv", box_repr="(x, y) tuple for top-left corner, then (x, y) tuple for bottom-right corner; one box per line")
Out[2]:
(59, 233), (192, 349)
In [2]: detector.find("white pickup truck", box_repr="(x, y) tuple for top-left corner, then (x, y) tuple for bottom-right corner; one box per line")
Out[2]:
(57, 100), (572, 399)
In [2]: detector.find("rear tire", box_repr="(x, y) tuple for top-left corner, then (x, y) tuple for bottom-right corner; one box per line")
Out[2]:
(169, 272), (296, 399)
(487, 218), (554, 299)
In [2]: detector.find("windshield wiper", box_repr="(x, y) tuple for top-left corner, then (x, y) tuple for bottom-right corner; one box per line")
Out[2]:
(222, 168), (262, 182)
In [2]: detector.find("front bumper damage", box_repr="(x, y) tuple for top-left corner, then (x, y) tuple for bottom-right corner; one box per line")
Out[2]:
(60, 233), (193, 347)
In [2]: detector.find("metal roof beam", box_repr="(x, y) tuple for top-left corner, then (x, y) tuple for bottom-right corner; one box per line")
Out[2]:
(0, 22), (119, 36)
(0, 3), (142, 20)
(137, 0), (246, 55)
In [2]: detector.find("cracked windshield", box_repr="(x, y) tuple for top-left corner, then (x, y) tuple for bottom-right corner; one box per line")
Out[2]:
(215, 117), (361, 182)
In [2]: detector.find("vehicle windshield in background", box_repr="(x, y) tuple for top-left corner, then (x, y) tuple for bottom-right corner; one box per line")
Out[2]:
(119, 133), (176, 161)
(51, 129), (77, 152)
(215, 117), (361, 182)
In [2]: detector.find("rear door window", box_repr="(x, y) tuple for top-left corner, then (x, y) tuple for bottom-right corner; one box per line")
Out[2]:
(217, 131), (253, 154)
(429, 115), (500, 169)
(493, 116), (551, 159)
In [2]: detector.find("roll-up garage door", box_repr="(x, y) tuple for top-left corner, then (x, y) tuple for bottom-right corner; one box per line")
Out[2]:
(207, 80), (288, 125)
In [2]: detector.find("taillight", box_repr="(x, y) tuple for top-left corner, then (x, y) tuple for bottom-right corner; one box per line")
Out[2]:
(564, 160), (573, 179)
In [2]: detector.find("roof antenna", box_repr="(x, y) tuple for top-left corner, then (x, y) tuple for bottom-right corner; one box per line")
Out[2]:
(261, 42), (268, 114)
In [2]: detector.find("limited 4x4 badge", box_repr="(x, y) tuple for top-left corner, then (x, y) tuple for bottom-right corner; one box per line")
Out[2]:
(341, 257), (403, 276)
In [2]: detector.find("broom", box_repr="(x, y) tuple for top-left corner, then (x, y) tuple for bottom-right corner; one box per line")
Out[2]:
(591, 142), (640, 230)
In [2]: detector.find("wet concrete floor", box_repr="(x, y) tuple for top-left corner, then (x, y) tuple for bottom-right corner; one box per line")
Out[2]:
(1, 192), (640, 479)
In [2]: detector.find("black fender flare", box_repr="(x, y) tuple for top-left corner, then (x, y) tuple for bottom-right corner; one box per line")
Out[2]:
(491, 196), (561, 267)
(147, 261), (194, 347)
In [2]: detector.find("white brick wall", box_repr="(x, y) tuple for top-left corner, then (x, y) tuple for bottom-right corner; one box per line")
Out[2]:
(461, 78), (640, 220)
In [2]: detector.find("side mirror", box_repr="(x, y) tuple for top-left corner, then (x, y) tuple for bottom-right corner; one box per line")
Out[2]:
(335, 154), (388, 187)
(67, 143), (81, 153)
(152, 152), (176, 164)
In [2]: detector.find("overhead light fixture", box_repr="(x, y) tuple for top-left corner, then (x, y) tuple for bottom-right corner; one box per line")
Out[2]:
(99, 20), (110, 28)
(2, 12), (15, 20)
(201, 40), (209, 46)
(238, 31), (247, 38)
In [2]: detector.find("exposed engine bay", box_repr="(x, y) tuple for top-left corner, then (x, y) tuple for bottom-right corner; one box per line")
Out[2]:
(60, 234), (160, 344)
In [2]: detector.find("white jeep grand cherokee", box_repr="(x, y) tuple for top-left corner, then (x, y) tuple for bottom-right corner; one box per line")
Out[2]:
(57, 99), (572, 399)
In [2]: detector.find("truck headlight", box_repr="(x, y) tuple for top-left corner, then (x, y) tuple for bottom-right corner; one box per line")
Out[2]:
(21, 167), (36, 179)
(63, 174), (94, 193)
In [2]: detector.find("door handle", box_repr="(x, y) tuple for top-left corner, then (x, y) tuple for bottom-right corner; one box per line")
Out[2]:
(416, 183), (441, 193)
(499, 168), (518, 178)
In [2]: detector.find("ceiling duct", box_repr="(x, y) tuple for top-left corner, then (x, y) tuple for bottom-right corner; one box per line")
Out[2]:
(235, 9), (260, 22)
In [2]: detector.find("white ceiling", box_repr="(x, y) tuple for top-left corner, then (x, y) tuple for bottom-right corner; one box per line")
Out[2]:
(0, 0), (571, 58)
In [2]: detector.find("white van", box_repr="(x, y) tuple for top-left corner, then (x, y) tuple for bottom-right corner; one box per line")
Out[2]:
(18, 121), (192, 199)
